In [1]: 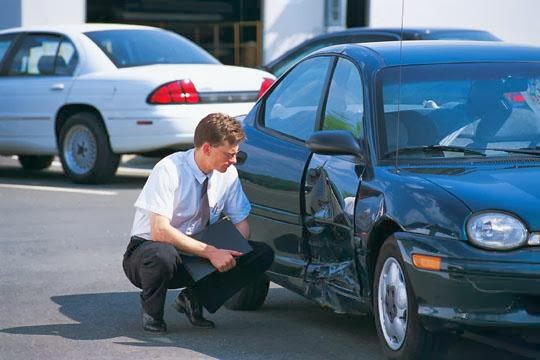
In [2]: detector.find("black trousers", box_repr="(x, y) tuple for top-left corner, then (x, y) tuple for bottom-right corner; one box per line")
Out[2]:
(122, 236), (274, 319)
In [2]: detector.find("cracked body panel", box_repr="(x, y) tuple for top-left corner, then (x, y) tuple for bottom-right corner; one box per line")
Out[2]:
(302, 154), (366, 313)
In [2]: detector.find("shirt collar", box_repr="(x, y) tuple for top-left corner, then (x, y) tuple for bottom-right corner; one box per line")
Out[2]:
(187, 148), (214, 185)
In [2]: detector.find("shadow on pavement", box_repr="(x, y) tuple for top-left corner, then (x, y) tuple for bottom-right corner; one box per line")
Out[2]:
(0, 288), (384, 360)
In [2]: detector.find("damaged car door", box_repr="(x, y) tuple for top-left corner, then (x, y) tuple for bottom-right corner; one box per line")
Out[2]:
(238, 56), (333, 291)
(302, 57), (367, 312)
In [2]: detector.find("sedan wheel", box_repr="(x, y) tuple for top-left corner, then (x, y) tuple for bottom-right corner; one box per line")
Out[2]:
(59, 112), (120, 184)
(373, 236), (447, 360)
(378, 257), (408, 350)
(18, 155), (54, 171)
(225, 275), (270, 310)
(63, 124), (98, 176)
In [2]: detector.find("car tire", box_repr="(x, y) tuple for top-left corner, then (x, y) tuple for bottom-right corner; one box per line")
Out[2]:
(373, 235), (448, 360)
(18, 155), (54, 171)
(224, 274), (270, 310)
(59, 112), (120, 184)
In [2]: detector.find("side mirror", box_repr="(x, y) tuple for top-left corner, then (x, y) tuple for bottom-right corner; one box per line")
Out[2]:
(306, 130), (363, 159)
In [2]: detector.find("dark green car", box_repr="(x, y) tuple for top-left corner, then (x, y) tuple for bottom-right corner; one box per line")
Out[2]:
(226, 41), (540, 359)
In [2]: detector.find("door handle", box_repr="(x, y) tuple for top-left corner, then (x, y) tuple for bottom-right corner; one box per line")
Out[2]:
(50, 83), (65, 91)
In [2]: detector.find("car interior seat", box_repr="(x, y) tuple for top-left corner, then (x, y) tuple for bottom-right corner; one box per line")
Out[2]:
(466, 79), (512, 145)
(384, 110), (439, 151)
(37, 55), (56, 75)
(37, 55), (68, 75)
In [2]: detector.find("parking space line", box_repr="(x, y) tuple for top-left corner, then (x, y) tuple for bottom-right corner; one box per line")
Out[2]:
(0, 183), (117, 196)
(51, 159), (152, 177)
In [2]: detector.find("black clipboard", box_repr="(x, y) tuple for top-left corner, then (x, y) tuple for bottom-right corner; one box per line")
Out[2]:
(181, 219), (252, 282)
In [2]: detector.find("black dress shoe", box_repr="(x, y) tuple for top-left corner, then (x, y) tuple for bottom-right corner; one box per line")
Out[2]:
(142, 311), (167, 333)
(172, 288), (215, 328)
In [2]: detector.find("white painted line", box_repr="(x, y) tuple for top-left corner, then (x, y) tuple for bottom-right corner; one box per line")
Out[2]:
(0, 183), (117, 196)
(117, 167), (151, 176)
(51, 160), (150, 176)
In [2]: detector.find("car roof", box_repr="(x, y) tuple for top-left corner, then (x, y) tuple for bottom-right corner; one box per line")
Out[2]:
(337, 40), (540, 67)
(308, 26), (498, 40)
(263, 27), (500, 71)
(0, 23), (160, 35)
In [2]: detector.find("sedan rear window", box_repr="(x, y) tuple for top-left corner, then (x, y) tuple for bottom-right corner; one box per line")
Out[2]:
(84, 29), (220, 68)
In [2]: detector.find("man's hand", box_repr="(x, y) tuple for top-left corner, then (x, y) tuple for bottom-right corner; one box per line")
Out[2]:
(206, 248), (242, 272)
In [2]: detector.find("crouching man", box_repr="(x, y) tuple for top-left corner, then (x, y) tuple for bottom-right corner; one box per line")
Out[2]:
(122, 113), (274, 333)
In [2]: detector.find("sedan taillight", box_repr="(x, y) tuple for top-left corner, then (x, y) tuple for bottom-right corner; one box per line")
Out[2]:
(147, 80), (200, 104)
(258, 78), (275, 99)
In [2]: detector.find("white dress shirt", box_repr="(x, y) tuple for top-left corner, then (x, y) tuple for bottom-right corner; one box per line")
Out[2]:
(130, 149), (251, 240)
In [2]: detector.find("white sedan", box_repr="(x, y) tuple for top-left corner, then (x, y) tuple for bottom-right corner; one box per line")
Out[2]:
(0, 24), (275, 183)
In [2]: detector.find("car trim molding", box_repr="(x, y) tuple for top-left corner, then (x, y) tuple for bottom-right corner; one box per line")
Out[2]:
(0, 116), (49, 121)
(251, 203), (299, 224)
(199, 91), (259, 103)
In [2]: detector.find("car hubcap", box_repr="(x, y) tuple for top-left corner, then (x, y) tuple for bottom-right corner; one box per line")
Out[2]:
(377, 257), (408, 350)
(63, 125), (97, 175)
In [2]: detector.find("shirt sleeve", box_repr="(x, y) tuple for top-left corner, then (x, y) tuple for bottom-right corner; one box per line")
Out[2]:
(223, 167), (251, 224)
(134, 159), (178, 220)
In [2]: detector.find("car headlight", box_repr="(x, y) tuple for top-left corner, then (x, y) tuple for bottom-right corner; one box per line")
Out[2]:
(466, 212), (528, 250)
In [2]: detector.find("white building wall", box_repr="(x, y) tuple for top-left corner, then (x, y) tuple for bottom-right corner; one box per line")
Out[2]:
(0, 0), (22, 29)
(0, 0), (85, 30)
(22, 0), (85, 26)
(369, 0), (540, 46)
(263, 0), (325, 64)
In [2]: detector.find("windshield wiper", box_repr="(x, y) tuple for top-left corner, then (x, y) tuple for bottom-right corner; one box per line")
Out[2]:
(382, 145), (486, 159)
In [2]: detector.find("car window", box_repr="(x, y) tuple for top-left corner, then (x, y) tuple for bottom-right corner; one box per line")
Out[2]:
(55, 39), (78, 75)
(322, 58), (364, 139)
(0, 34), (16, 68)
(263, 56), (332, 141)
(378, 63), (540, 158)
(7, 34), (64, 76)
(84, 29), (220, 68)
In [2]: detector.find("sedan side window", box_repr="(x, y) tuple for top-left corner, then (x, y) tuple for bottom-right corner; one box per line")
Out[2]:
(0, 34), (16, 68)
(322, 58), (364, 139)
(56, 39), (78, 75)
(6, 34), (75, 76)
(263, 56), (331, 141)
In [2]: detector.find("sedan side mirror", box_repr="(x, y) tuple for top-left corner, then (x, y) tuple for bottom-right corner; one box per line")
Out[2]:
(306, 130), (363, 159)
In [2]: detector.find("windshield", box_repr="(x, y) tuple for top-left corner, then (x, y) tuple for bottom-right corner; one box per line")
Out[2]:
(377, 62), (540, 160)
(84, 29), (220, 68)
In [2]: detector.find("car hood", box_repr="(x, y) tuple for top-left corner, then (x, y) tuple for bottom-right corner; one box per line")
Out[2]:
(107, 64), (274, 91)
(405, 164), (540, 230)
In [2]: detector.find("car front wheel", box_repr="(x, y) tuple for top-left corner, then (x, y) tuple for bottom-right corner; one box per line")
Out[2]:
(59, 112), (120, 184)
(225, 274), (270, 310)
(18, 155), (54, 171)
(373, 235), (447, 360)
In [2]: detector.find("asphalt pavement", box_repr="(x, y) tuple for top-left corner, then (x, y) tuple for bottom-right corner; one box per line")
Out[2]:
(0, 155), (537, 360)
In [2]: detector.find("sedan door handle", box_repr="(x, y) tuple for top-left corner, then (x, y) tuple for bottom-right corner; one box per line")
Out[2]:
(50, 83), (65, 91)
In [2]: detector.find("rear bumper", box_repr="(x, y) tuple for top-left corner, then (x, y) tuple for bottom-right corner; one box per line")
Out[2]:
(394, 232), (540, 330)
(104, 102), (255, 153)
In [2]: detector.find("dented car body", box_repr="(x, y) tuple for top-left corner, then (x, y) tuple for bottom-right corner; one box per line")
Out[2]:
(235, 41), (540, 358)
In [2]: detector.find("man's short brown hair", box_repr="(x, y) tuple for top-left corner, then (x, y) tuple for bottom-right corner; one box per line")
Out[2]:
(194, 113), (245, 148)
